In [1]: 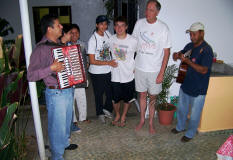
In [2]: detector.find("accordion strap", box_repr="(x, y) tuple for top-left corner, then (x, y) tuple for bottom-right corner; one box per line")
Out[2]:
(38, 40), (64, 47)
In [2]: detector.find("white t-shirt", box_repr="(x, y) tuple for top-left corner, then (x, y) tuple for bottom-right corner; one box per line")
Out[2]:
(108, 34), (137, 83)
(87, 31), (112, 74)
(132, 18), (172, 72)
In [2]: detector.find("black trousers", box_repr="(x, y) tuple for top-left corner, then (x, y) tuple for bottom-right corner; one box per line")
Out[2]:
(90, 72), (113, 116)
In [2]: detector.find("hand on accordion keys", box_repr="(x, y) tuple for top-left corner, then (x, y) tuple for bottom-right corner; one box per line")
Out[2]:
(50, 59), (65, 72)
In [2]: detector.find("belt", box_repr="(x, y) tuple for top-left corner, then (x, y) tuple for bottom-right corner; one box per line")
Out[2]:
(47, 86), (72, 89)
(47, 86), (60, 89)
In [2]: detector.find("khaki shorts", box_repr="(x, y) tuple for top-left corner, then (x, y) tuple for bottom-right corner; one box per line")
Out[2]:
(135, 68), (162, 95)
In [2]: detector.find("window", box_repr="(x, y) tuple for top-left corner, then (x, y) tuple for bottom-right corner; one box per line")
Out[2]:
(32, 6), (72, 43)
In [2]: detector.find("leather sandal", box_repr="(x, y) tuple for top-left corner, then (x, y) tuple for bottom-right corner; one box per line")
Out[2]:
(119, 120), (126, 127)
(82, 119), (91, 123)
(111, 120), (119, 126)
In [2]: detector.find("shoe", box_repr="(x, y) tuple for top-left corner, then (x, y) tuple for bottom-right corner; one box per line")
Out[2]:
(45, 145), (50, 149)
(103, 109), (112, 119)
(71, 123), (81, 133)
(65, 144), (78, 150)
(171, 128), (184, 134)
(181, 136), (192, 143)
(98, 115), (106, 124)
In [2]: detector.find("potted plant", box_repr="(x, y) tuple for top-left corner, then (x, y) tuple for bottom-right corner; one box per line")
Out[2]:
(156, 64), (178, 125)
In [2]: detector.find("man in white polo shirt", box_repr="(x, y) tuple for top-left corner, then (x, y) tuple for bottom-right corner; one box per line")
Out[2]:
(133, 0), (171, 134)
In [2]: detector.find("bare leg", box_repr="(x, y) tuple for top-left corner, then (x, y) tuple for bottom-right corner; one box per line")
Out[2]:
(135, 92), (147, 131)
(112, 102), (120, 125)
(149, 94), (156, 134)
(120, 102), (130, 127)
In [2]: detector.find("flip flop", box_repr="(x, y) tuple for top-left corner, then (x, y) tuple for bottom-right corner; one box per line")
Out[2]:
(119, 120), (126, 127)
(81, 119), (91, 123)
(111, 120), (119, 126)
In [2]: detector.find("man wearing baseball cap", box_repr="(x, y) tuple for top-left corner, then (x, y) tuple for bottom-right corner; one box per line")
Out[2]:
(171, 22), (213, 142)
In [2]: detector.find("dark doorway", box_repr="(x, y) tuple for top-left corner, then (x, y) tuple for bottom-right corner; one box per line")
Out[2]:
(114, 0), (137, 34)
(32, 6), (72, 43)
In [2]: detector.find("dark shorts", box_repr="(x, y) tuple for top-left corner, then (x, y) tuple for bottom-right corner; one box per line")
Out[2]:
(111, 80), (135, 103)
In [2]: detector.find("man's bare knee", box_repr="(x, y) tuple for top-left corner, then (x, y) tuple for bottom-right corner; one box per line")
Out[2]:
(139, 92), (147, 100)
(148, 94), (157, 107)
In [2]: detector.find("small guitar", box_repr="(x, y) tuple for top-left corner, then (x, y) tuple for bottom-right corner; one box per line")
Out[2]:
(176, 49), (192, 83)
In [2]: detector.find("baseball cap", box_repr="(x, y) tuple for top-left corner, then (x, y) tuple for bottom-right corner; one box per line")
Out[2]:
(186, 22), (204, 33)
(96, 15), (109, 24)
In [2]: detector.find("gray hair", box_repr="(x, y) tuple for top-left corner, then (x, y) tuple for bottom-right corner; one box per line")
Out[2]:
(147, 0), (161, 11)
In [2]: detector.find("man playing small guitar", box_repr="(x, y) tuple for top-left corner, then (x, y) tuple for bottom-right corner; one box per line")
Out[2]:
(174, 49), (192, 83)
(171, 22), (213, 142)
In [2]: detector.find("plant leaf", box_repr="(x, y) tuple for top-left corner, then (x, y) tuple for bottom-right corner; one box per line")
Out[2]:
(0, 18), (14, 37)
(156, 64), (178, 110)
(0, 102), (18, 150)
(0, 72), (24, 107)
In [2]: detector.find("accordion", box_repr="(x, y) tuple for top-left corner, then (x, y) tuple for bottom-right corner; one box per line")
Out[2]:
(52, 45), (86, 89)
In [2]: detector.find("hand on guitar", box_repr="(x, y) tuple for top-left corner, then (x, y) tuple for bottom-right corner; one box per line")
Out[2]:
(179, 54), (192, 64)
(173, 52), (189, 63)
(50, 59), (65, 72)
(173, 50), (192, 62)
(173, 52), (181, 61)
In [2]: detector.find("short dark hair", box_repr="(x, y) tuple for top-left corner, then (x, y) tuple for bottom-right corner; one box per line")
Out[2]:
(147, 0), (161, 11)
(62, 24), (72, 34)
(70, 24), (80, 33)
(114, 16), (128, 26)
(40, 14), (58, 35)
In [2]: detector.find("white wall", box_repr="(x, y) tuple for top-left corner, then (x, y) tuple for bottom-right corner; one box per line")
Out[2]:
(158, 0), (233, 65)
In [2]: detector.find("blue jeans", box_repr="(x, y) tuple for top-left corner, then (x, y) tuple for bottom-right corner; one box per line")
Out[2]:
(176, 88), (206, 138)
(45, 87), (74, 160)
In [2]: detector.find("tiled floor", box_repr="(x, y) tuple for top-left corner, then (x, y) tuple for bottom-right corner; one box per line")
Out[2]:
(19, 80), (233, 160)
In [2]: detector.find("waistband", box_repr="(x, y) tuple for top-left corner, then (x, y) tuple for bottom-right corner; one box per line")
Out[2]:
(47, 86), (72, 89)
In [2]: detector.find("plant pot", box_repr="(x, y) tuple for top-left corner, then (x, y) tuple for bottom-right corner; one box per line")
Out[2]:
(158, 104), (176, 125)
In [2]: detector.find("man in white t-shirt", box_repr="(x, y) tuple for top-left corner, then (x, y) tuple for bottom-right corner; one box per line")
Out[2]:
(108, 16), (137, 127)
(132, 0), (172, 134)
(87, 15), (117, 124)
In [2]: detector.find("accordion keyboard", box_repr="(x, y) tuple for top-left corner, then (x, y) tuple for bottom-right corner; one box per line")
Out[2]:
(52, 45), (86, 89)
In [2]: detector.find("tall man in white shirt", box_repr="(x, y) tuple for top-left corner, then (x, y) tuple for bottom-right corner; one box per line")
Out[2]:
(133, 0), (172, 134)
